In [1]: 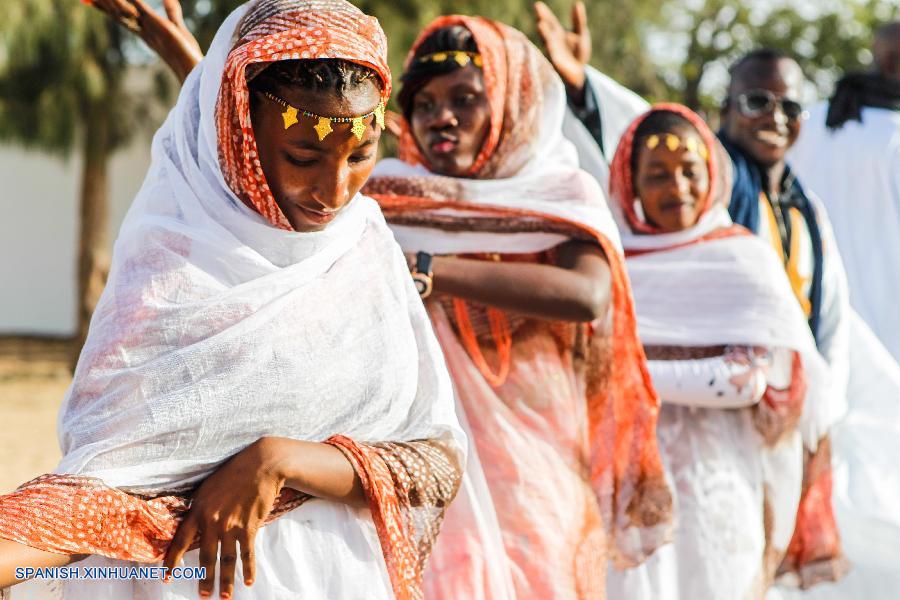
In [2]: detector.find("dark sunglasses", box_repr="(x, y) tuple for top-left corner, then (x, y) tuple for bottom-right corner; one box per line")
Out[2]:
(736, 89), (806, 121)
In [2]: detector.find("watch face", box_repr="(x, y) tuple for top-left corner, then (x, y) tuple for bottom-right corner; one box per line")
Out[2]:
(412, 272), (433, 298)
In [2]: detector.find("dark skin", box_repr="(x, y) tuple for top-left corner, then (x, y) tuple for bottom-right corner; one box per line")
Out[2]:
(0, 439), (365, 597)
(721, 58), (805, 197)
(87, 0), (202, 83)
(874, 21), (900, 80)
(250, 81), (383, 232)
(534, 1), (591, 100)
(0, 88), (382, 599)
(409, 63), (492, 178)
(407, 65), (611, 322)
(633, 125), (711, 233)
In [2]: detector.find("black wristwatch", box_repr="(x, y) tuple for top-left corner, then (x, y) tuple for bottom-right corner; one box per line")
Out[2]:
(411, 251), (434, 299)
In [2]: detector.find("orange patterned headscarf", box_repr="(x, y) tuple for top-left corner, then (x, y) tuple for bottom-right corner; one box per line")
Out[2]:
(396, 16), (551, 179)
(216, 0), (392, 230)
(608, 102), (723, 235)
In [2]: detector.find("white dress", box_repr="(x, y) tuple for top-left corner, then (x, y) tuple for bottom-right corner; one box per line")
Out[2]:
(607, 348), (803, 600)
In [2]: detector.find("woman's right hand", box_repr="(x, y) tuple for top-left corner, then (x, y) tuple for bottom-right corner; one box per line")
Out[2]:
(534, 1), (591, 94)
(86, 0), (203, 83)
(163, 439), (287, 599)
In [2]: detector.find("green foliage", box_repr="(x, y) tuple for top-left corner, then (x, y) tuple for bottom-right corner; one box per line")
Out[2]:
(0, 1), (135, 154)
(651, 0), (900, 111)
(1, 0), (897, 153)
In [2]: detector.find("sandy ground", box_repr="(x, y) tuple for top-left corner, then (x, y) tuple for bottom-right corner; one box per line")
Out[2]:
(0, 337), (71, 494)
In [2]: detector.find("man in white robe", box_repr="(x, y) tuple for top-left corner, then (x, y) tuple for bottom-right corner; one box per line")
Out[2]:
(790, 22), (900, 361)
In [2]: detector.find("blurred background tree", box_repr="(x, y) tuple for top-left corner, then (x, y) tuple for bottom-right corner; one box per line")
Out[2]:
(650, 0), (900, 113)
(0, 1), (156, 365)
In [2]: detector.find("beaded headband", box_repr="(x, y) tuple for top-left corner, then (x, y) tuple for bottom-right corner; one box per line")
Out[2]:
(645, 133), (710, 161)
(416, 50), (483, 68)
(261, 90), (386, 141)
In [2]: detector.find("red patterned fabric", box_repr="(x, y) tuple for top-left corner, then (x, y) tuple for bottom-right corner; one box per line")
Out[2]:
(780, 437), (849, 588)
(0, 475), (309, 562)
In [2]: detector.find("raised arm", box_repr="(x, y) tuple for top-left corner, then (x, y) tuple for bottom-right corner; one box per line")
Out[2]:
(534, 1), (591, 101)
(87, 0), (202, 82)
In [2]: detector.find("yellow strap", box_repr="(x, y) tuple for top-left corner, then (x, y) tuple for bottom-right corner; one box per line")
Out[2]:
(787, 208), (812, 316)
(761, 196), (812, 316)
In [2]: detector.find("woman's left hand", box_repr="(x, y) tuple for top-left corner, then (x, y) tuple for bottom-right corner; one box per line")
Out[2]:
(86, 0), (203, 83)
(163, 437), (287, 599)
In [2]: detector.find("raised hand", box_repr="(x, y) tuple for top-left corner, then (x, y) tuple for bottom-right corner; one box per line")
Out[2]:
(534, 1), (591, 93)
(85, 0), (203, 83)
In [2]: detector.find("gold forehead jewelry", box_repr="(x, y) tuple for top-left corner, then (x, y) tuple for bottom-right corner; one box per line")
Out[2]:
(417, 50), (483, 68)
(261, 91), (386, 141)
(645, 134), (709, 160)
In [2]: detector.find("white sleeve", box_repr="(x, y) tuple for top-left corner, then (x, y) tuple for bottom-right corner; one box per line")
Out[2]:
(649, 348), (769, 409)
(584, 65), (650, 157)
(562, 66), (649, 190)
(649, 347), (796, 410)
(810, 196), (851, 421)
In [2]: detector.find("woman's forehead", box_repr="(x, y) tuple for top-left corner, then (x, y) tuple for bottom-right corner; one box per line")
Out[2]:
(731, 60), (804, 96)
(276, 82), (382, 118)
(418, 65), (485, 95)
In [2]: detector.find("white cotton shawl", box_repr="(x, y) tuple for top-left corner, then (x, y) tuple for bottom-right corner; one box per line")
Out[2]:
(619, 204), (837, 448)
(53, 4), (463, 495)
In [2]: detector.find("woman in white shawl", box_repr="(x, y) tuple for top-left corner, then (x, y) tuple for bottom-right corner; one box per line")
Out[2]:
(604, 104), (842, 599)
(60, 6), (673, 598)
(363, 17), (672, 599)
(0, 2), (464, 599)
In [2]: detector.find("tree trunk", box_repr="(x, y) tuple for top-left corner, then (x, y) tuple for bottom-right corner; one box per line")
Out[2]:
(683, 75), (703, 112)
(70, 103), (111, 371)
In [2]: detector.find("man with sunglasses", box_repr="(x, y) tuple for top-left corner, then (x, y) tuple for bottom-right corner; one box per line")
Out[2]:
(718, 50), (849, 380)
(790, 22), (900, 363)
(726, 44), (900, 600)
(719, 47), (858, 591)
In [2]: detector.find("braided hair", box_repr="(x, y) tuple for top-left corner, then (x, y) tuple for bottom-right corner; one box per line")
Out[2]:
(248, 58), (382, 101)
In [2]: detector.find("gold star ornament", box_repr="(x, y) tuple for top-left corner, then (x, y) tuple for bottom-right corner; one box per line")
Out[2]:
(281, 105), (299, 130)
(314, 117), (334, 141)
